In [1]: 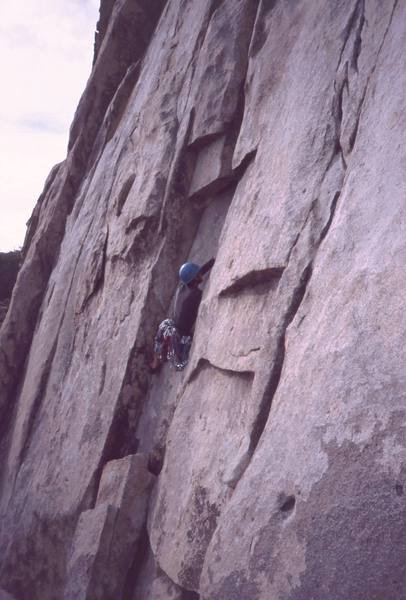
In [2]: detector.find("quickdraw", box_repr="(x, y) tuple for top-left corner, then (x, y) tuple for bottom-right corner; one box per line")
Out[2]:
(154, 319), (191, 371)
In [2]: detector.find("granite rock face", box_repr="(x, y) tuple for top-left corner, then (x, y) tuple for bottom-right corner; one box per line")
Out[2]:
(0, 251), (20, 328)
(0, 0), (405, 599)
(65, 454), (154, 600)
(0, 590), (17, 600)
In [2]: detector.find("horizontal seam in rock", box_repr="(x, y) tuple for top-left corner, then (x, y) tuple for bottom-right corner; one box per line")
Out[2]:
(219, 265), (284, 297)
(229, 347), (261, 358)
(187, 357), (255, 386)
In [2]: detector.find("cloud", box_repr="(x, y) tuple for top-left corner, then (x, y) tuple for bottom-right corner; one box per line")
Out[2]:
(18, 114), (66, 134)
(0, 0), (99, 251)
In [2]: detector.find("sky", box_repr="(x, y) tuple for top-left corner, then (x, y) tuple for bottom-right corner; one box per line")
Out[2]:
(0, 0), (100, 251)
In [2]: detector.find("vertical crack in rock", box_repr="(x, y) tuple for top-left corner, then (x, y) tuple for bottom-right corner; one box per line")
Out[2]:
(0, 0), (168, 423)
(248, 180), (344, 458)
(330, 0), (366, 163)
(336, 0), (364, 71)
(187, 0), (259, 167)
(0, 252), (21, 329)
(21, 163), (62, 258)
(351, 0), (365, 73)
(16, 339), (58, 471)
(249, 0), (276, 59)
(158, 110), (195, 236)
(249, 263), (313, 454)
(55, 219), (111, 388)
(93, 0), (115, 64)
(13, 210), (102, 472)
(285, 199), (318, 266)
(130, 533), (202, 600)
(66, 455), (156, 600)
(376, 0), (399, 65)
(248, 121), (346, 458)
(175, 1), (222, 128)
(96, 61), (142, 151)
(134, 7), (262, 589)
(222, 2), (261, 173)
(69, 0), (167, 160)
(133, 186), (236, 475)
(319, 191), (341, 244)
(244, 3), (385, 457)
(332, 67), (349, 168)
(185, 0), (223, 110)
(116, 174), (136, 217)
(149, 359), (254, 592)
(334, 0), (398, 159)
(90, 113), (203, 507)
(84, 3), (228, 503)
(1, 187), (111, 502)
(349, 0), (399, 152)
(122, 524), (150, 600)
(1, 1), (404, 597)
(98, 362), (107, 397)
(78, 227), (110, 314)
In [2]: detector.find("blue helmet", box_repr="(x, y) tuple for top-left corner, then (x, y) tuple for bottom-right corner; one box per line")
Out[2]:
(179, 262), (201, 285)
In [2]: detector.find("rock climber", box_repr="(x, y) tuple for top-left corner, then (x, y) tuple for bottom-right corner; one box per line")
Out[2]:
(150, 257), (215, 372)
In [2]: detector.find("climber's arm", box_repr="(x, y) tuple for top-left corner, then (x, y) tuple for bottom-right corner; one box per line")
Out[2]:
(199, 257), (215, 276)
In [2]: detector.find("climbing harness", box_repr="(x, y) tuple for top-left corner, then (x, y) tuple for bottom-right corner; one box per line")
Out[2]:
(154, 319), (191, 371)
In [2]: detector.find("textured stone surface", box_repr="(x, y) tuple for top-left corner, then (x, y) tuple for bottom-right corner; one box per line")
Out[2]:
(150, 363), (254, 589)
(199, 2), (406, 599)
(65, 503), (119, 600)
(187, 0), (257, 144)
(65, 454), (154, 600)
(0, 252), (20, 329)
(0, 252), (20, 302)
(188, 135), (232, 199)
(0, 0), (165, 420)
(135, 187), (232, 461)
(0, 590), (16, 600)
(0, 0), (405, 599)
(132, 547), (189, 600)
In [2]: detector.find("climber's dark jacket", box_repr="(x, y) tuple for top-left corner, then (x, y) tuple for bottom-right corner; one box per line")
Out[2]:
(173, 258), (214, 336)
